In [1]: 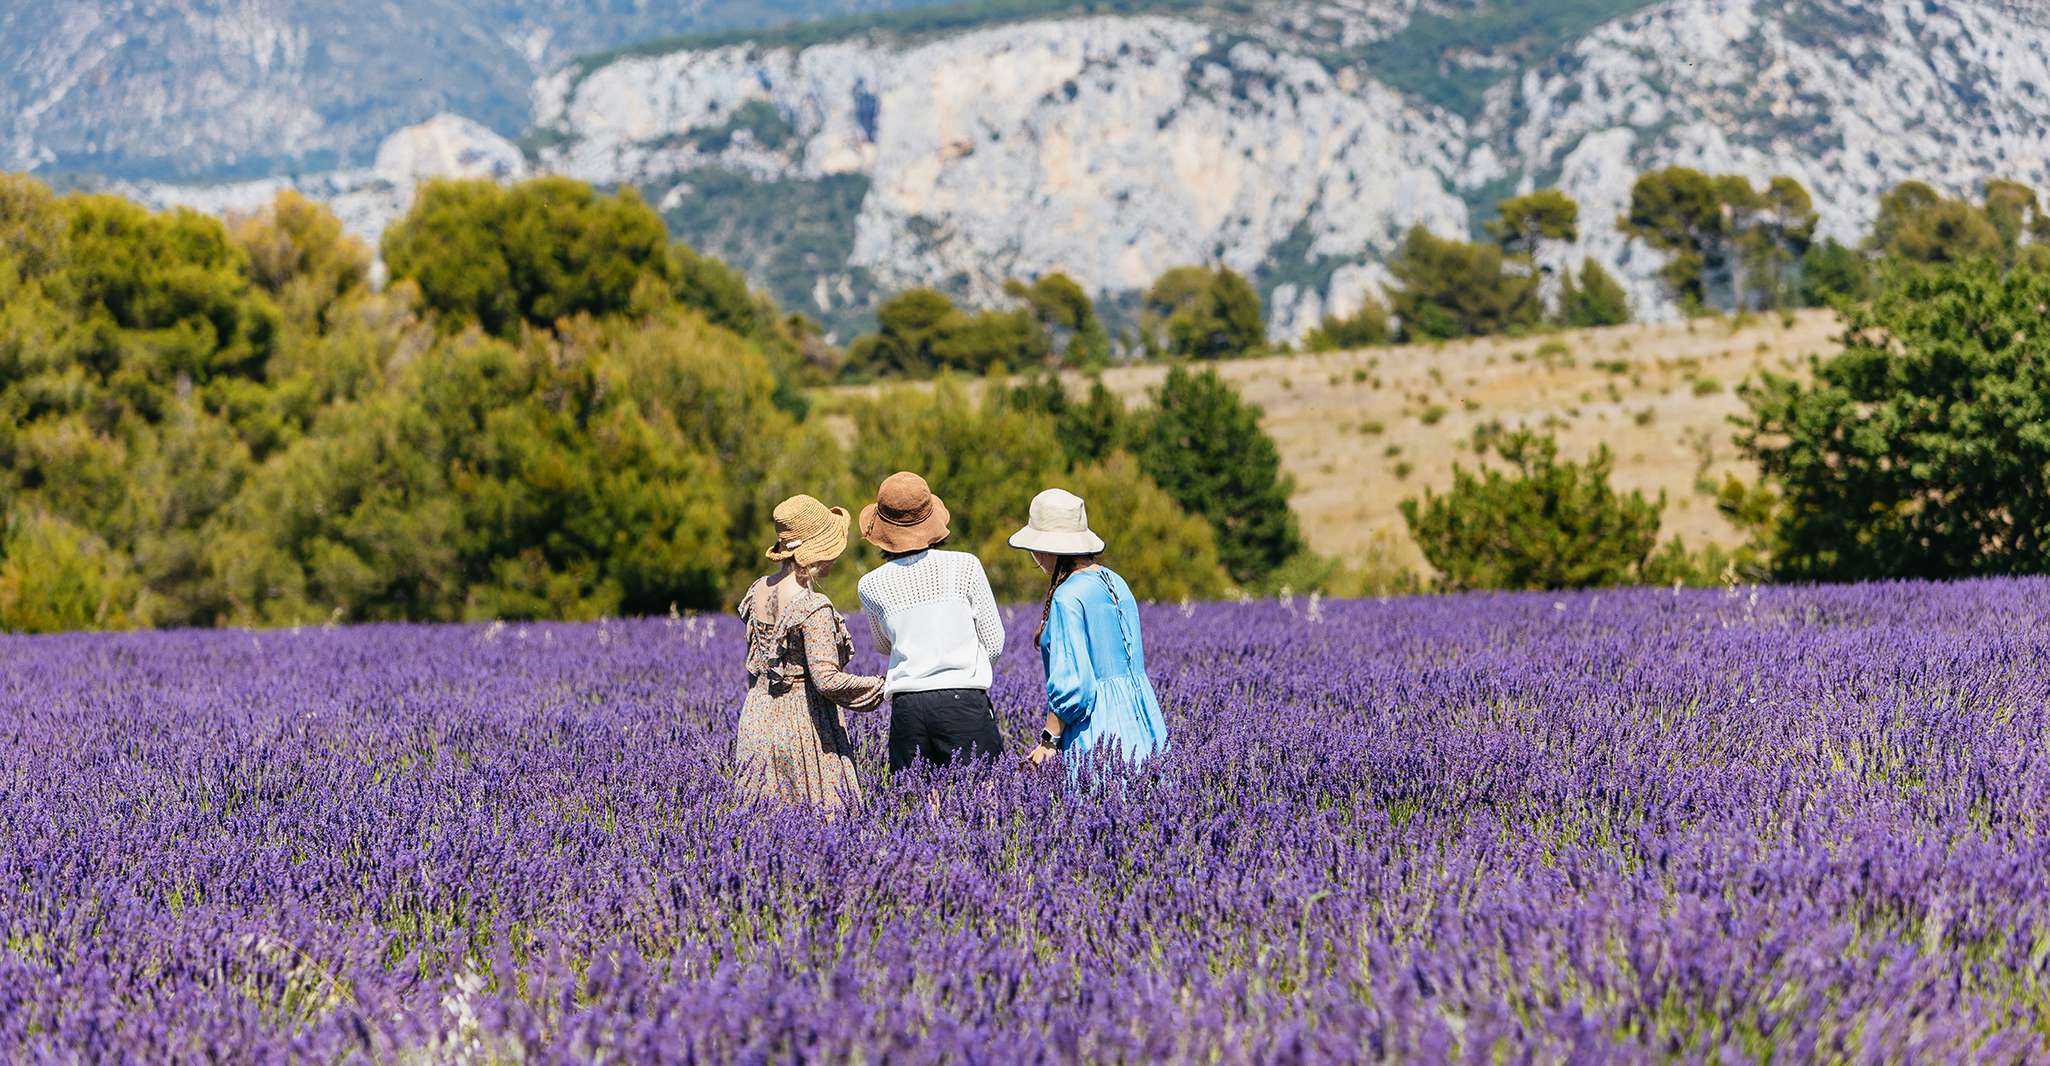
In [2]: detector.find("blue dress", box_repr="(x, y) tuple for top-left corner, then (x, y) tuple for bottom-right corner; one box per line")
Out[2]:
(1039, 567), (1167, 768)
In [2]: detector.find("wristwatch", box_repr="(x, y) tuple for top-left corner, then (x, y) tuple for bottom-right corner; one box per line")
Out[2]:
(1039, 727), (1061, 749)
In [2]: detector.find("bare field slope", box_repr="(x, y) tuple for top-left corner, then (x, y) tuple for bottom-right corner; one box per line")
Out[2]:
(830, 309), (1841, 574)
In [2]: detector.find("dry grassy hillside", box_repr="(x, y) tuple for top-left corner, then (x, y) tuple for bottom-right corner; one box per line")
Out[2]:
(829, 309), (1842, 577)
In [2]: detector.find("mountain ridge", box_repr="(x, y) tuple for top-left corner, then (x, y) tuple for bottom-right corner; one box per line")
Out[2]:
(64, 0), (2050, 339)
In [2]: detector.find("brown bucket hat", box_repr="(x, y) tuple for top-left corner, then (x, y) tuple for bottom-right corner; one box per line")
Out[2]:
(860, 471), (952, 553)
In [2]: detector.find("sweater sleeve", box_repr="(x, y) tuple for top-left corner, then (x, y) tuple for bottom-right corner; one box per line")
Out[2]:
(966, 556), (1006, 660)
(797, 604), (885, 711)
(1043, 595), (1095, 726)
(858, 581), (892, 656)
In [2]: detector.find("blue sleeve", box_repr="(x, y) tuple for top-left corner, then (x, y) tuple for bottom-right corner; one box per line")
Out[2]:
(1044, 594), (1096, 726)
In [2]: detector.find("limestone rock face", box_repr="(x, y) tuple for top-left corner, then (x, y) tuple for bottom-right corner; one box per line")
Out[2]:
(94, 0), (2050, 338)
(1489, 0), (2050, 318)
(534, 16), (1472, 338)
(531, 0), (2050, 335)
(118, 114), (527, 249)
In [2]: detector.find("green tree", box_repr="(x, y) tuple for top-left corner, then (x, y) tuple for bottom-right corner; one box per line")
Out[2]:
(1798, 238), (1872, 306)
(0, 177), (289, 628)
(1739, 260), (2050, 581)
(382, 176), (670, 336)
(846, 380), (1073, 597)
(0, 511), (145, 633)
(0, 178), (848, 631)
(1488, 188), (1580, 260)
(1867, 180), (2002, 265)
(1304, 292), (1391, 351)
(1133, 366), (1303, 584)
(844, 288), (1048, 379)
(1006, 273), (1111, 367)
(844, 288), (955, 378)
(229, 190), (372, 327)
(849, 380), (1227, 600)
(1400, 430), (1662, 591)
(1143, 266), (1264, 359)
(1385, 225), (1541, 340)
(1002, 373), (1130, 466)
(1620, 166), (1729, 310)
(1743, 176), (1818, 308)
(1065, 451), (1232, 602)
(929, 307), (1047, 373)
(1556, 258), (1631, 328)
(1981, 179), (2041, 258)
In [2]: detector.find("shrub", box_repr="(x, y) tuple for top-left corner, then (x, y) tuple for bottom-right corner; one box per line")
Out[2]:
(1304, 293), (1392, 351)
(1401, 430), (1662, 591)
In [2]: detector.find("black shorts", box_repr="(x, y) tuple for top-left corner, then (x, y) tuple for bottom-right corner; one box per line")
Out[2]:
(887, 688), (1004, 772)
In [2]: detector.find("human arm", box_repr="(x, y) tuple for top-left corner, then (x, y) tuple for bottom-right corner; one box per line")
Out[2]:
(798, 605), (886, 712)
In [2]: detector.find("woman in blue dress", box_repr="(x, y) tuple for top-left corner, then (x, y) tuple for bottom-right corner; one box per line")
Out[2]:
(1011, 488), (1168, 771)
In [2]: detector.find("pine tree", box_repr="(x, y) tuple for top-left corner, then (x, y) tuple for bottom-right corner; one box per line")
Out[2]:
(1143, 266), (1265, 359)
(1619, 166), (1729, 311)
(1867, 181), (2002, 264)
(1488, 189), (1580, 260)
(1742, 260), (2050, 581)
(1557, 258), (1631, 328)
(1400, 431), (1662, 591)
(1304, 292), (1391, 351)
(1386, 225), (1541, 340)
(1133, 366), (1303, 584)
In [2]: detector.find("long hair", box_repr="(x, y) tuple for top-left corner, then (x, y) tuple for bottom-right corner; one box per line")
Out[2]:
(1035, 554), (1098, 645)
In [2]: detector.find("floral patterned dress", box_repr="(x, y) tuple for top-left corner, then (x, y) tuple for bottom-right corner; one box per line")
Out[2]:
(734, 577), (885, 812)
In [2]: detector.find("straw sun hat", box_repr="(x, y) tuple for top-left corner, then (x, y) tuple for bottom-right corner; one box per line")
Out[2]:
(1008, 488), (1106, 556)
(767, 495), (851, 568)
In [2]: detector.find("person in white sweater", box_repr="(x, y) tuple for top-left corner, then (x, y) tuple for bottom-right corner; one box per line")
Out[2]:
(856, 471), (1007, 771)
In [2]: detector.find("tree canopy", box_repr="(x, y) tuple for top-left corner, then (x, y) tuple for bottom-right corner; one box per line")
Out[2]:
(1401, 429), (1662, 591)
(1385, 225), (1541, 340)
(1132, 366), (1303, 585)
(1740, 259), (2050, 582)
(1142, 265), (1265, 359)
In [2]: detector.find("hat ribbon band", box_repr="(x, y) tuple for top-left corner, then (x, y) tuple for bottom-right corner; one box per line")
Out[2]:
(879, 499), (934, 526)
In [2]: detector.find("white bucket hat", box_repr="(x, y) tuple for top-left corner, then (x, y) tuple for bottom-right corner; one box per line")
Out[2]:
(1009, 488), (1106, 556)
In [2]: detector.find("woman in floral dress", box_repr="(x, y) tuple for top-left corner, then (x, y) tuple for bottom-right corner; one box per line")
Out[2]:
(734, 495), (885, 812)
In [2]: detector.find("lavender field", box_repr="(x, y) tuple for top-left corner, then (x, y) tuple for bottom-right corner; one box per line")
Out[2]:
(6, 580), (2050, 1062)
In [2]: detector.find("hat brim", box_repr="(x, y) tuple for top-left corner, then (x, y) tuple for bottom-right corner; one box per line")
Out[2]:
(860, 494), (952, 553)
(1008, 526), (1105, 556)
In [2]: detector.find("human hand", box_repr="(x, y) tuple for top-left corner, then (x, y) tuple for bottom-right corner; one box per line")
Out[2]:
(1025, 744), (1058, 768)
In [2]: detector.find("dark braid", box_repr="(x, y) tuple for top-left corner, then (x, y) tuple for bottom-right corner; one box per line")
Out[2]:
(1034, 554), (1096, 645)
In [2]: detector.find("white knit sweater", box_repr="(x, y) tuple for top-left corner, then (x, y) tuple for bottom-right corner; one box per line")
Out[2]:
(856, 550), (1006, 695)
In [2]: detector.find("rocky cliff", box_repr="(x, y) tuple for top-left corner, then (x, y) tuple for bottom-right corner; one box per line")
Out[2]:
(0, 0), (948, 182)
(111, 0), (2050, 339)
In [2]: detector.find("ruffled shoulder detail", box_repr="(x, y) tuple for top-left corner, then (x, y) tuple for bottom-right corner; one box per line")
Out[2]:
(737, 576), (770, 622)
